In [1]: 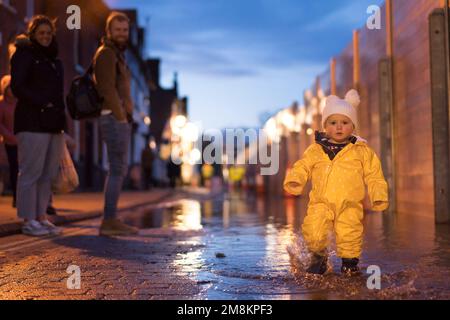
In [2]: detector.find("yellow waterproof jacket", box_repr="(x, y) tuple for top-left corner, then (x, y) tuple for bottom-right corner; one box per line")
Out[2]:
(284, 136), (389, 212)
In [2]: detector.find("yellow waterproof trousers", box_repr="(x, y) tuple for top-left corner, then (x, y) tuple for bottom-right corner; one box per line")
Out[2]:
(301, 202), (364, 258)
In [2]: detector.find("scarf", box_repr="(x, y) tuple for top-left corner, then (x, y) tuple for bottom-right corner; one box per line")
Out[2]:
(31, 38), (59, 60)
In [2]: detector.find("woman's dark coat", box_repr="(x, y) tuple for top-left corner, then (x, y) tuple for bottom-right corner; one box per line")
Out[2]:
(10, 35), (66, 134)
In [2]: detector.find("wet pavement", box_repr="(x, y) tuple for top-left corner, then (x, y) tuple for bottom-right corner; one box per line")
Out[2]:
(126, 191), (449, 300)
(0, 189), (449, 300)
(123, 192), (450, 299)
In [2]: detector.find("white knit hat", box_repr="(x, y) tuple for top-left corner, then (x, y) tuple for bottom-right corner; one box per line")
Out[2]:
(322, 89), (360, 129)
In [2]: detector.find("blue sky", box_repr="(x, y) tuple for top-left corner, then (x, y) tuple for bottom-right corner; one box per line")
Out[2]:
(106, 0), (384, 130)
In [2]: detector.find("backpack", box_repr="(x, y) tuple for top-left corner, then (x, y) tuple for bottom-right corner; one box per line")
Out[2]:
(66, 64), (103, 120)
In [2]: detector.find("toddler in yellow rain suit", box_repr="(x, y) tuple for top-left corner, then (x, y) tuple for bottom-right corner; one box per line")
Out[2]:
(284, 89), (389, 275)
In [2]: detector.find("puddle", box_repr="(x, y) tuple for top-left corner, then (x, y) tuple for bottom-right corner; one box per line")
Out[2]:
(123, 191), (450, 299)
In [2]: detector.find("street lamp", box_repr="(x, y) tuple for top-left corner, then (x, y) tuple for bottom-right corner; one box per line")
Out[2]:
(181, 122), (199, 142)
(189, 148), (202, 165)
(263, 117), (280, 143)
(171, 115), (187, 129)
(319, 97), (327, 113)
(149, 139), (156, 150)
(280, 110), (295, 132)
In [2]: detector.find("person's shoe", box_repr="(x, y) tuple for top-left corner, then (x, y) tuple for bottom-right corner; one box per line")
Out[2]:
(22, 220), (50, 236)
(46, 206), (58, 216)
(306, 253), (328, 275)
(341, 258), (360, 275)
(40, 220), (63, 235)
(99, 218), (139, 236)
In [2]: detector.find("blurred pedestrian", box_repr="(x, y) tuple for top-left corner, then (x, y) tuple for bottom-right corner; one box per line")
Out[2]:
(0, 75), (18, 208)
(201, 163), (213, 188)
(228, 165), (245, 189)
(10, 15), (66, 236)
(152, 150), (167, 187)
(93, 11), (138, 236)
(167, 155), (181, 189)
(141, 143), (154, 190)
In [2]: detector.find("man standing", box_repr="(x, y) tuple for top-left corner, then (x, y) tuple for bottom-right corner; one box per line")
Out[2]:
(94, 11), (138, 236)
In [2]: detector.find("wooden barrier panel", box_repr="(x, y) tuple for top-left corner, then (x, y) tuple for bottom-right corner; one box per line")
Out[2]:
(379, 58), (396, 215)
(317, 68), (331, 98)
(334, 43), (354, 98)
(358, 1), (387, 153)
(392, 0), (439, 218)
(429, 8), (450, 223)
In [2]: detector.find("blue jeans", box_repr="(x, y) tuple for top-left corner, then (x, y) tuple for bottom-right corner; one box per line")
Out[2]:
(99, 114), (131, 219)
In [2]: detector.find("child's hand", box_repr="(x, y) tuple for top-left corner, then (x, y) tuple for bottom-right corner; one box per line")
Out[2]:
(373, 201), (388, 211)
(284, 181), (303, 196)
(286, 182), (301, 189)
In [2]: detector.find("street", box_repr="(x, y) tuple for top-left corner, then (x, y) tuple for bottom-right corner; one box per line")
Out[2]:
(2, 0), (450, 304)
(0, 189), (448, 300)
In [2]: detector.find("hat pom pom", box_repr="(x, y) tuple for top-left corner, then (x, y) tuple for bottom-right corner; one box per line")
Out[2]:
(326, 95), (340, 106)
(345, 89), (360, 108)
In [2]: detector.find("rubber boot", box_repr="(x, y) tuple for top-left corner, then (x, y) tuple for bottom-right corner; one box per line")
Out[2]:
(341, 258), (360, 275)
(306, 253), (328, 275)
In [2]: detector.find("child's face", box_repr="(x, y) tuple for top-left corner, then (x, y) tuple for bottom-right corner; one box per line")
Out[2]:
(324, 114), (354, 143)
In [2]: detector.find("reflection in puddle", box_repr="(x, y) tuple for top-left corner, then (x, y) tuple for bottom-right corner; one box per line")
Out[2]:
(171, 238), (206, 271)
(173, 200), (203, 231)
(128, 199), (203, 231)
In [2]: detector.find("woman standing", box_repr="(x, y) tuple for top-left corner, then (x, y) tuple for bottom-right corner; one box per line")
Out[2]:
(10, 15), (66, 236)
